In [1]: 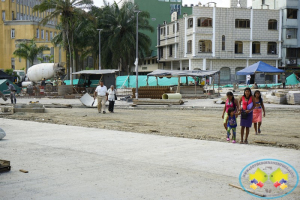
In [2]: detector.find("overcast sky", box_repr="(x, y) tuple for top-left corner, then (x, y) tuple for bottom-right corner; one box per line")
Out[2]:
(93, 0), (252, 8)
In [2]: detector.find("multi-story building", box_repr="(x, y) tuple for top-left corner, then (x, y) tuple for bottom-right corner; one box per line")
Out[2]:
(131, 0), (192, 74)
(0, 0), (66, 71)
(156, 0), (281, 84)
(252, 0), (300, 76)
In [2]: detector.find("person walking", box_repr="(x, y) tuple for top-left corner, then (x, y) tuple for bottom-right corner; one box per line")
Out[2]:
(239, 88), (255, 144)
(225, 107), (240, 143)
(246, 74), (251, 86)
(252, 90), (265, 135)
(4, 82), (17, 104)
(94, 80), (108, 114)
(222, 91), (239, 131)
(107, 85), (116, 113)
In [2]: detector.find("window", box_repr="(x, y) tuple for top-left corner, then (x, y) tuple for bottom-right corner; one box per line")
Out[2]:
(220, 67), (231, 81)
(169, 45), (173, 57)
(199, 40), (212, 53)
(11, 29), (15, 38)
(46, 31), (48, 41)
(287, 9), (297, 19)
(173, 24), (175, 33)
(267, 42), (277, 54)
(167, 26), (169, 35)
(235, 19), (250, 28)
(188, 18), (193, 28)
(11, 58), (15, 69)
(222, 35), (225, 51)
(50, 31), (53, 40)
(12, 11), (15, 20)
(187, 40), (192, 53)
(50, 47), (54, 55)
(262, 0), (265, 4)
(236, 67), (246, 81)
(268, 19), (277, 30)
(143, 60), (146, 65)
(2, 11), (5, 21)
(160, 27), (165, 35)
(286, 48), (300, 58)
(41, 30), (44, 39)
(152, 59), (155, 64)
(235, 41), (243, 54)
(36, 28), (39, 38)
(19, 57), (21, 62)
(147, 60), (150, 64)
(252, 42), (260, 54)
(286, 28), (297, 39)
(198, 18), (212, 27)
(160, 47), (164, 57)
(177, 23), (179, 32)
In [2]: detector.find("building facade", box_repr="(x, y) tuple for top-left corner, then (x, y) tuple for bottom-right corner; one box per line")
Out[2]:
(252, 0), (300, 75)
(132, 0), (192, 74)
(156, 0), (281, 84)
(0, 0), (66, 71)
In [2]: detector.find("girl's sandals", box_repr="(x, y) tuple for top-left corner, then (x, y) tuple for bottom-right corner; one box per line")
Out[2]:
(258, 129), (261, 134)
(244, 140), (248, 144)
(240, 141), (244, 144)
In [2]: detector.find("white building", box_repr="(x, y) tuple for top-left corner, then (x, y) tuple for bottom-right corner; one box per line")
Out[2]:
(155, 0), (281, 84)
(253, 0), (300, 75)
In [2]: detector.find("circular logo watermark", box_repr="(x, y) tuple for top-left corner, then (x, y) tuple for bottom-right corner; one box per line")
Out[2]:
(239, 159), (299, 199)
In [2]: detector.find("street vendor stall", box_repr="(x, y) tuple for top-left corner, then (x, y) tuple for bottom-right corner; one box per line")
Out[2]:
(146, 69), (220, 95)
(72, 70), (118, 94)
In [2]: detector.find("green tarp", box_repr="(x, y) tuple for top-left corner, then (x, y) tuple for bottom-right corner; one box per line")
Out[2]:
(116, 75), (195, 89)
(286, 73), (300, 86)
(0, 79), (21, 94)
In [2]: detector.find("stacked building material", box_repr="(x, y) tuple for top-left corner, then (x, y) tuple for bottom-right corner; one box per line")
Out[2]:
(132, 86), (172, 99)
(287, 91), (300, 105)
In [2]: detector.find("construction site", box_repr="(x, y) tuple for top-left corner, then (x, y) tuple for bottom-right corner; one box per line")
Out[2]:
(1, 67), (300, 199)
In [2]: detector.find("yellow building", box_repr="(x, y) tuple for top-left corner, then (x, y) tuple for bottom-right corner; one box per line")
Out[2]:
(0, 0), (66, 71)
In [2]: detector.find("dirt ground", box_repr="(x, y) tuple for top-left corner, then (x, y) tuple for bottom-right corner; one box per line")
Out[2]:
(1, 107), (300, 150)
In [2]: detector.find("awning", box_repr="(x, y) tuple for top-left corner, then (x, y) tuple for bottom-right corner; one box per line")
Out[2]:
(72, 70), (118, 75)
(236, 61), (285, 75)
(147, 69), (219, 78)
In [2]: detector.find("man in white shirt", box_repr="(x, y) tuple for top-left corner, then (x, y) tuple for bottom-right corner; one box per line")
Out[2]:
(246, 75), (251, 86)
(94, 80), (108, 114)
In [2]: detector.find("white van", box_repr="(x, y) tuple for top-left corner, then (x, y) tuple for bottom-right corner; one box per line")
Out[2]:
(13, 70), (26, 82)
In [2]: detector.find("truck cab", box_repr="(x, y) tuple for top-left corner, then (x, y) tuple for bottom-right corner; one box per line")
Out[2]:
(13, 70), (26, 83)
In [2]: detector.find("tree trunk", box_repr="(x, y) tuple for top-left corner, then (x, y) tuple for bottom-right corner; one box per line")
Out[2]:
(66, 23), (73, 85)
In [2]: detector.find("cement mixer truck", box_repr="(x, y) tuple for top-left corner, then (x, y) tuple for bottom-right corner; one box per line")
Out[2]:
(22, 63), (66, 93)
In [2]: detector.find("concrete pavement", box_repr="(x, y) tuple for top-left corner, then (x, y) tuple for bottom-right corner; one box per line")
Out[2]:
(0, 119), (299, 200)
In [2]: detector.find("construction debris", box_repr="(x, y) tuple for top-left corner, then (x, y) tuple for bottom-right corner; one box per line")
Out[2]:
(0, 128), (6, 140)
(0, 160), (11, 173)
(80, 93), (97, 108)
(133, 99), (184, 105)
(286, 91), (300, 105)
(19, 169), (28, 173)
(13, 104), (45, 113)
(228, 184), (265, 197)
(254, 140), (277, 145)
(45, 103), (72, 108)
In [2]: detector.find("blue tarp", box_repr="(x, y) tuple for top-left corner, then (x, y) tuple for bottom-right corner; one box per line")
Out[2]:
(236, 61), (285, 75)
(116, 75), (195, 89)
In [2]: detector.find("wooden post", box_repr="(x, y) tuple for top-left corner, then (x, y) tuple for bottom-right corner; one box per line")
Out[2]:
(218, 72), (220, 96)
(212, 76), (215, 95)
(146, 76), (149, 86)
(186, 76), (188, 86)
(177, 76), (181, 93)
(156, 76), (158, 86)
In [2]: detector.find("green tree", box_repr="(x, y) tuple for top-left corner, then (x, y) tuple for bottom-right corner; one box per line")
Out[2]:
(13, 39), (50, 72)
(33, 0), (93, 84)
(94, 2), (153, 71)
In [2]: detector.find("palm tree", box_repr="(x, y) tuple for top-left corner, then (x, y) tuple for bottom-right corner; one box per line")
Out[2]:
(97, 2), (153, 72)
(33, 0), (93, 84)
(13, 39), (50, 72)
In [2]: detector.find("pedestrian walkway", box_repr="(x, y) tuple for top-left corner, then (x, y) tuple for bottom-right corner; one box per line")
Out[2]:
(0, 119), (299, 199)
